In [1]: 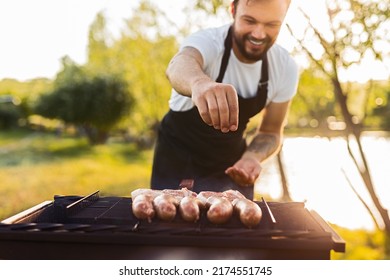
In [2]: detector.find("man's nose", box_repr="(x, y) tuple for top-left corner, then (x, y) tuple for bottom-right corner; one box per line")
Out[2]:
(251, 24), (266, 39)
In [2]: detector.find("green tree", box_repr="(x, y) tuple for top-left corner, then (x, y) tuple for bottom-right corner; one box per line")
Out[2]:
(194, 0), (229, 14)
(87, 11), (113, 75)
(0, 78), (53, 127)
(103, 1), (178, 145)
(288, 0), (390, 233)
(34, 59), (134, 144)
(372, 90), (390, 130)
(0, 95), (21, 129)
(290, 68), (336, 130)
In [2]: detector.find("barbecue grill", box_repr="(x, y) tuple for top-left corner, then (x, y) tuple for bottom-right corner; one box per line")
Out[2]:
(0, 190), (345, 260)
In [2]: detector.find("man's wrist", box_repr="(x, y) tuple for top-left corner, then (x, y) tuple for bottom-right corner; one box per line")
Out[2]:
(241, 151), (262, 164)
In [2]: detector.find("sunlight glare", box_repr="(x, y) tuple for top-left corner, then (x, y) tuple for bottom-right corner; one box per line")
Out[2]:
(256, 134), (390, 230)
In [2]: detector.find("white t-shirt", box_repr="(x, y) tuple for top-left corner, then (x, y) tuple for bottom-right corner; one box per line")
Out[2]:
(169, 24), (299, 112)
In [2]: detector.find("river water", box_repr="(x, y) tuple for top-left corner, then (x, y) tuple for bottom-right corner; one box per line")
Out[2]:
(256, 132), (390, 231)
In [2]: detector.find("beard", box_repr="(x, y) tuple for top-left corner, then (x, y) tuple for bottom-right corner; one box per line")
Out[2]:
(232, 29), (274, 62)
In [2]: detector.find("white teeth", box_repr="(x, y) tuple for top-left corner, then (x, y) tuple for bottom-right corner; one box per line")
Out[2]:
(249, 39), (264, 46)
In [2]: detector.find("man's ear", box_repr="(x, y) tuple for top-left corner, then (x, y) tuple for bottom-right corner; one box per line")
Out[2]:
(230, 1), (235, 16)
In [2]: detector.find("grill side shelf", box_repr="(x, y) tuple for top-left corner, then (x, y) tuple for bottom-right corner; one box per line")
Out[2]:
(1, 201), (53, 224)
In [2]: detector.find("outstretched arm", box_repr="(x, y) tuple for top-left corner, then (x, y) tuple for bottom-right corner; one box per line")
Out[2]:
(166, 47), (239, 133)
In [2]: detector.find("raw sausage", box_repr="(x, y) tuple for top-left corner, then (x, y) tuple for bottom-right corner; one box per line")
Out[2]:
(179, 196), (201, 223)
(131, 188), (261, 227)
(206, 196), (233, 224)
(153, 194), (179, 221)
(131, 188), (161, 199)
(163, 187), (197, 200)
(197, 191), (223, 205)
(131, 194), (155, 222)
(222, 189), (246, 201)
(233, 198), (262, 228)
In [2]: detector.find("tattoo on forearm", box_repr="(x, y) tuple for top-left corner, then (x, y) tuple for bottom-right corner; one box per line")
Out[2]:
(247, 134), (278, 157)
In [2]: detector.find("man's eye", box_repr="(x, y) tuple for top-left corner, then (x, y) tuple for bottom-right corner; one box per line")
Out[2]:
(267, 23), (281, 28)
(245, 19), (256, 25)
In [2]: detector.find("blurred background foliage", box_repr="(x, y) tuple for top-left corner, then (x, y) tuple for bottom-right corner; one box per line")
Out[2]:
(1, 0), (388, 144)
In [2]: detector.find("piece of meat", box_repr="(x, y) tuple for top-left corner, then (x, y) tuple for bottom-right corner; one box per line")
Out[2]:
(153, 194), (179, 221)
(179, 196), (202, 223)
(222, 189), (246, 202)
(131, 188), (161, 199)
(197, 191), (223, 205)
(205, 196), (233, 224)
(232, 198), (262, 228)
(162, 188), (197, 200)
(131, 194), (155, 222)
(179, 179), (194, 190)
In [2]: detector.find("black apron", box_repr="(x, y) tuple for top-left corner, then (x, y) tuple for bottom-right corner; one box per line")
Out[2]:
(151, 26), (269, 199)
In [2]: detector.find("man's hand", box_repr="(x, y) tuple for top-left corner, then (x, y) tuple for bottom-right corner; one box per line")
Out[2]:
(191, 78), (239, 133)
(166, 47), (239, 133)
(225, 155), (262, 187)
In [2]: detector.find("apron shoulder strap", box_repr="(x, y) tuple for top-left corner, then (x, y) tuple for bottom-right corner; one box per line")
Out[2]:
(215, 25), (269, 94)
(216, 26), (233, 83)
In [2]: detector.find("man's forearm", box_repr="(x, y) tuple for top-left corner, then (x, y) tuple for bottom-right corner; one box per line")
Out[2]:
(244, 132), (281, 162)
(165, 48), (210, 97)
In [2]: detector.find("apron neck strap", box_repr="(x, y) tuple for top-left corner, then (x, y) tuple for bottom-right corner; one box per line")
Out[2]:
(215, 25), (269, 95)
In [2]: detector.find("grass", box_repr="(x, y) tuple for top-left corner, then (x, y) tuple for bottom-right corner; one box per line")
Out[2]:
(1, 128), (389, 260)
(331, 225), (390, 260)
(0, 129), (152, 220)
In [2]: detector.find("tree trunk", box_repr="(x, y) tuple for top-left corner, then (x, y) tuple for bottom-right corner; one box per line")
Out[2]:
(332, 78), (390, 233)
(276, 147), (292, 202)
(82, 124), (109, 145)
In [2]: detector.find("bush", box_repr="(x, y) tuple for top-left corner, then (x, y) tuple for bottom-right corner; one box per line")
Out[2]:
(34, 75), (134, 144)
(0, 96), (22, 129)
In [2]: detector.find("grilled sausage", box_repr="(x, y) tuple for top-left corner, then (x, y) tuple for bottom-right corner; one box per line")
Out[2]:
(153, 194), (179, 221)
(131, 194), (155, 222)
(206, 196), (233, 224)
(233, 198), (262, 228)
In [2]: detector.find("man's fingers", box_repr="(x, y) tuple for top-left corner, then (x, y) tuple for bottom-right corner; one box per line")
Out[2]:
(226, 165), (258, 187)
(193, 82), (238, 132)
(226, 167), (250, 186)
(206, 94), (221, 129)
(214, 85), (238, 132)
(196, 98), (213, 126)
(215, 92), (230, 132)
(226, 89), (239, 131)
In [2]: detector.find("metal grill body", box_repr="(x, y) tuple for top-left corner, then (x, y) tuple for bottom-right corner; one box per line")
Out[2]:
(0, 194), (345, 260)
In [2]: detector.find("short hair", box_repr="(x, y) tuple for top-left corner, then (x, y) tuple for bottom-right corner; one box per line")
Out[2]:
(232, 0), (291, 13)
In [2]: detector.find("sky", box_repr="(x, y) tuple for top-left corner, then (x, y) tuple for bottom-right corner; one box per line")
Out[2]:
(0, 0), (388, 82)
(0, 0), (158, 81)
(0, 0), (136, 80)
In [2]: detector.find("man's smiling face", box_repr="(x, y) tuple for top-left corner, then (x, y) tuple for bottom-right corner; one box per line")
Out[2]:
(232, 0), (290, 63)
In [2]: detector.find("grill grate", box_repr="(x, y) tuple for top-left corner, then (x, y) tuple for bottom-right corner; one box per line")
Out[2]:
(0, 194), (346, 259)
(1, 196), (323, 238)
